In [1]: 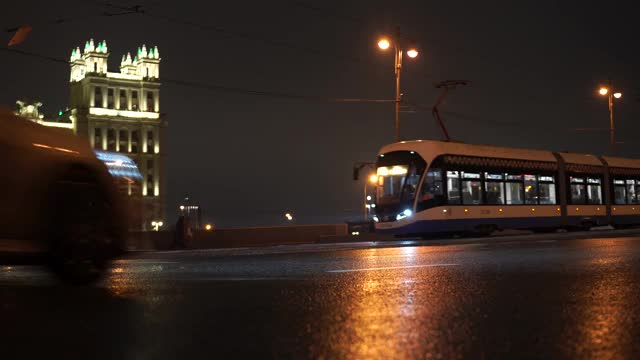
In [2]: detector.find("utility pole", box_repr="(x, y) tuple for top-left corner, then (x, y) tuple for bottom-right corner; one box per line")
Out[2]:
(376, 27), (419, 142)
(353, 162), (376, 221)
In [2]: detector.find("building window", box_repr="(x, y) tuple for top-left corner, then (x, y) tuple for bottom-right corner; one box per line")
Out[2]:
(119, 90), (127, 109)
(131, 91), (139, 110)
(107, 88), (114, 109)
(94, 61), (98, 73)
(107, 128), (116, 151)
(147, 92), (154, 112)
(94, 128), (102, 149)
(131, 130), (139, 153)
(94, 87), (103, 107)
(119, 129), (128, 152)
(146, 130), (154, 153)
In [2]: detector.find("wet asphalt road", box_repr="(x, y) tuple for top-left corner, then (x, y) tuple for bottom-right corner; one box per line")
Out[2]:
(3, 231), (640, 359)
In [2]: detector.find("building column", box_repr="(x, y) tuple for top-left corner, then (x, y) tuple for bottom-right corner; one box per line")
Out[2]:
(115, 128), (120, 152)
(127, 89), (132, 110)
(90, 86), (95, 107)
(154, 127), (160, 154)
(154, 91), (160, 112)
(88, 124), (95, 148)
(141, 156), (148, 196)
(154, 155), (160, 197)
(102, 126), (107, 150)
(115, 87), (120, 110)
(142, 127), (148, 153)
(127, 127), (132, 153)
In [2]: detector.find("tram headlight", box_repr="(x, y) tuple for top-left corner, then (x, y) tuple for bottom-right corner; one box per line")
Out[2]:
(396, 209), (413, 221)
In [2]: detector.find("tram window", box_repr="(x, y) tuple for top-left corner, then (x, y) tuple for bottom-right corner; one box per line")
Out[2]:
(485, 181), (504, 204)
(462, 179), (483, 205)
(418, 169), (444, 210)
(401, 168), (422, 203)
(524, 175), (538, 205)
(626, 180), (637, 204)
(505, 182), (524, 204)
(484, 173), (504, 204)
(587, 177), (602, 204)
(447, 171), (461, 204)
(614, 179), (626, 204)
(506, 174), (523, 181)
(570, 177), (586, 204)
(538, 176), (556, 204)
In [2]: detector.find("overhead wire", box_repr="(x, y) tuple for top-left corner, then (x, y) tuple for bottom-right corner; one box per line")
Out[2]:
(0, 46), (393, 104)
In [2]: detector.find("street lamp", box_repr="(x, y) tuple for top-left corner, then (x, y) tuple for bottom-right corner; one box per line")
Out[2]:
(377, 29), (419, 142)
(285, 212), (293, 221)
(151, 220), (163, 231)
(598, 82), (623, 155)
(363, 172), (379, 221)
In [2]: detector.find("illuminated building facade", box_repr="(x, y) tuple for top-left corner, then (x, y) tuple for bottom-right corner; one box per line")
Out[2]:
(68, 39), (166, 230)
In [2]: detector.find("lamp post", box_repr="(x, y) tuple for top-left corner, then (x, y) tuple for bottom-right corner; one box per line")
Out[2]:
(364, 174), (378, 220)
(378, 28), (419, 142)
(598, 83), (623, 156)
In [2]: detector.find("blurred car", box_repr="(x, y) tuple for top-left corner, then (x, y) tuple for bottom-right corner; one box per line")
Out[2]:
(0, 107), (126, 283)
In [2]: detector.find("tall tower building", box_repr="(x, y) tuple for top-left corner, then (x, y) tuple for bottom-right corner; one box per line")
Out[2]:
(68, 39), (166, 230)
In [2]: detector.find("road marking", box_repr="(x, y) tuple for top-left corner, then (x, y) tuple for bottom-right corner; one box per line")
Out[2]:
(327, 263), (458, 273)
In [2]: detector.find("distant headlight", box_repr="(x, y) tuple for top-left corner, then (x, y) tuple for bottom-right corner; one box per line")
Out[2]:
(372, 215), (379, 222)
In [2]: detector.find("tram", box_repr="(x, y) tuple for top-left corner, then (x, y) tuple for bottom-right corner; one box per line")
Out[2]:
(372, 140), (640, 236)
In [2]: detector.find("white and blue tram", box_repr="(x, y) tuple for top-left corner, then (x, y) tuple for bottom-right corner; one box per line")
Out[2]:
(372, 140), (640, 236)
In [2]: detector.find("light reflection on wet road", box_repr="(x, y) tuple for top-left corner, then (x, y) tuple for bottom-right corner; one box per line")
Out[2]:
(3, 234), (640, 359)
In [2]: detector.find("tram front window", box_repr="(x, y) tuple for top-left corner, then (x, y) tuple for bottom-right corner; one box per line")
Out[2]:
(373, 151), (426, 220)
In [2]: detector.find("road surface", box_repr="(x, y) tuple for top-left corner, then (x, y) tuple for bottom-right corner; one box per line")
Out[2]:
(3, 230), (640, 359)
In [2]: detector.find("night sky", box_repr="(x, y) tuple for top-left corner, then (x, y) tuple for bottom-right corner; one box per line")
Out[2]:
(2, 1), (639, 227)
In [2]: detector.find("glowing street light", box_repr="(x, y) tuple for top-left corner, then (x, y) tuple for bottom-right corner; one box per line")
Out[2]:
(369, 174), (378, 184)
(376, 28), (419, 142)
(285, 212), (293, 221)
(151, 220), (163, 231)
(205, 224), (213, 231)
(598, 82), (623, 155)
(377, 38), (390, 50)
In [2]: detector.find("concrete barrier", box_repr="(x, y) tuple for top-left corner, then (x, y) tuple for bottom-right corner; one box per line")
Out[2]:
(126, 223), (349, 251)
